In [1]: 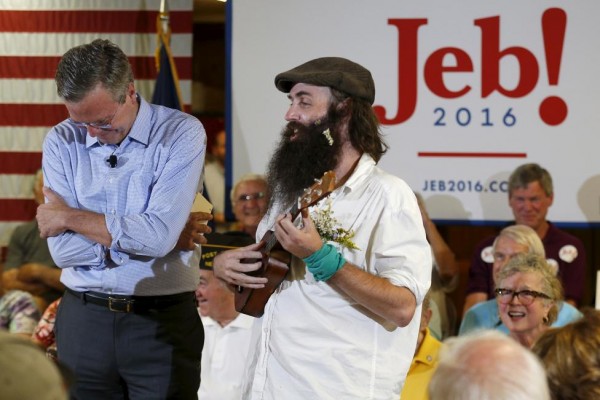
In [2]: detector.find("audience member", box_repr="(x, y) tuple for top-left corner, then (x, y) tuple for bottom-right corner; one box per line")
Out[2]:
(196, 174), (269, 398)
(194, 174), (269, 398)
(36, 39), (208, 398)
(401, 291), (442, 400)
(496, 253), (562, 348)
(0, 264), (41, 338)
(204, 129), (227, 227)
(229, 173), (269, 240)
(464, 163), (586, 314)
(460, 225), (581, 335)
(0, 329), (68, 399)
(416, 193), (458, 339)
(31, 297), (61, 360)
(202, 174), (268, 272)
(428, 329), (550, 400)
(532, 307), (600, 400)
(214, 57), (431, 399)
(196, 240), (254, 400)
(2, 169), (63, 311)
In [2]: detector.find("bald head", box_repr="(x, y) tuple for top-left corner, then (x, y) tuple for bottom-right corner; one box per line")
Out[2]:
(429, 330), (550, 400)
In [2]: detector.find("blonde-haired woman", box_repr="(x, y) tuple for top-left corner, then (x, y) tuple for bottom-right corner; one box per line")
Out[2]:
(495, 253), (562, 348)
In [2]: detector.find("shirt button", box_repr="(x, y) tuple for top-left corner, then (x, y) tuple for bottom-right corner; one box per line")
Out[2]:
(111, 209), (116, 214)
(109, 178), (114, 184)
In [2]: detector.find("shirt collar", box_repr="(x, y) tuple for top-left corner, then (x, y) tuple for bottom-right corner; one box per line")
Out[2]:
(84, 93), (151, 149)
(339, 153), (375, 192)
(413, 328), (441, 367)
(202, 312), (255, 330)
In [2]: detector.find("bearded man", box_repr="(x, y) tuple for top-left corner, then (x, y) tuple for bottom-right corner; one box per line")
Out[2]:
(214, 57), (431, 399)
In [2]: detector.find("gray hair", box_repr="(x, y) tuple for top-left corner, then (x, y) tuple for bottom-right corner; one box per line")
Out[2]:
(55, 39), (133, 103)
(508, 163), (553, 197)
(492, 224), (545, 258)
(230, 173), (268, 205)
(429, 330), (550, 400)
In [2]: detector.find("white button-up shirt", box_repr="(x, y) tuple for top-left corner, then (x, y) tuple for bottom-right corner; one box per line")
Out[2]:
(244, 154), (432, 399)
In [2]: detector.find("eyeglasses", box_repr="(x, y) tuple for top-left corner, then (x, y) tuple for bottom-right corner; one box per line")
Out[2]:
(237, 192), (265, 202)
(68, 101), (124, 131)
(495, 288), (552, 306)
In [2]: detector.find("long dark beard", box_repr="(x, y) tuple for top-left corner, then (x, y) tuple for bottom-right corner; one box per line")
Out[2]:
(266, 109), (344, 211)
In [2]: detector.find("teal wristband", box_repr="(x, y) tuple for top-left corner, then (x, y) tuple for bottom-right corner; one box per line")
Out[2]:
(303, 243), (346, 282)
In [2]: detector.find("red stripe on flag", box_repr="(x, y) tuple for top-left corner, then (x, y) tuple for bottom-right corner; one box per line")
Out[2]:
(0, 199), (37, 221)
(418, 152), (527, 158)
(0, 56), (192, 79)
(0, 10), (193, 34)
(0, 103), (192, 127)
(0, 104), (67, 126)
(0, 152), (43, 174)
(0, 56), (61, 79)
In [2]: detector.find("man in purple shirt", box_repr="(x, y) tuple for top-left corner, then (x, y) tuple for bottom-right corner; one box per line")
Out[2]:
(463, 163), (586, 315)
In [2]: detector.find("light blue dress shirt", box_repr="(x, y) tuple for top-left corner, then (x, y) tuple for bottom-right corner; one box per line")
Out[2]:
(42, 96), (206, 295)
(459, 298), (582, 335)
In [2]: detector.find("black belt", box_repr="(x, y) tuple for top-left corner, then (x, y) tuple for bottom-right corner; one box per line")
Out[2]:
(66, 288), (194, 313)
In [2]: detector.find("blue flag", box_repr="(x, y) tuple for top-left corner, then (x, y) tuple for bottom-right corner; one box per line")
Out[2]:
(152, 10), (183, 110)
(152, 43), (182, 109)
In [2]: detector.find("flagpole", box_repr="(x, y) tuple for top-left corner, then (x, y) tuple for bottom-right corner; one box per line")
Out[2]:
(152, 0), (184, 110)
(159, 0), (169, 42)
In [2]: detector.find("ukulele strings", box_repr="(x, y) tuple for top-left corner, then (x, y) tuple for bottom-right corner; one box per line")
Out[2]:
(264, 203), (301, 252)
(263, 176), (330, 252)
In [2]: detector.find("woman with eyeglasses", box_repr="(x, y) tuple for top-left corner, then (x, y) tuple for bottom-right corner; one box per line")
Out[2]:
(495, 253), (563, 348)
(459, 224), (581, 336)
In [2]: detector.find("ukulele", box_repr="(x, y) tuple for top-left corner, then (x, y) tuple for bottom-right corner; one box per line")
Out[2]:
(234, 171), (337, 317)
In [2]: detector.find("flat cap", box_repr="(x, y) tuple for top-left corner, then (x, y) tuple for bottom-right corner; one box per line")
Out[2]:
(275, 57), (375, 104)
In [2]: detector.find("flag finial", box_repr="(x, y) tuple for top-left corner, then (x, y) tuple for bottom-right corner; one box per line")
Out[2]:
(159, 0), (170, 37)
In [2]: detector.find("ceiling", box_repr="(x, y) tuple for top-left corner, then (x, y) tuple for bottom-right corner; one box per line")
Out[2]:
(193, 0), (226, 23)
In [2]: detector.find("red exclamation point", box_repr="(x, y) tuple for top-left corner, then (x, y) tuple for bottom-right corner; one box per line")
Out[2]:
(539, 8), (567, 126)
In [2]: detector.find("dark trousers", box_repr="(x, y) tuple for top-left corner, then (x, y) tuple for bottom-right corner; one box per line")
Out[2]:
(56, 290), (204, 400)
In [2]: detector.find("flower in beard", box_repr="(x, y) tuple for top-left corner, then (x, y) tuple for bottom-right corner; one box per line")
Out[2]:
(322, 128), (334, 146)
(266, 112), (343, 210)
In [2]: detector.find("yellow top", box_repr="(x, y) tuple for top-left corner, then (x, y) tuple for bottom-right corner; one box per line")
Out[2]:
(400, 328), (442, 400)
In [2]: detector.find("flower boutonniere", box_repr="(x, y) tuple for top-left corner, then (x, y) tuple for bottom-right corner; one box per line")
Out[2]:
(311, 199), (359, 251)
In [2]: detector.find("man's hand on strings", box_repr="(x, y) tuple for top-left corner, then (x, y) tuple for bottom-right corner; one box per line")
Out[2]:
(274, 209), (323, 258)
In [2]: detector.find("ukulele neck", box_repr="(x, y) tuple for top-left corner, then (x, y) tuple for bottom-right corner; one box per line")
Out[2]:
(263, 201), (302, 253)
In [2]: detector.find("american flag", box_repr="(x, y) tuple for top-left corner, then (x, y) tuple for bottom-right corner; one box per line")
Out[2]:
(0, 0), (194, 258)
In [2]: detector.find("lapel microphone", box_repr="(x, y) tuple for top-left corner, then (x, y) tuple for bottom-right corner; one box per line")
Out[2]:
(107, 154), (118, 168)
